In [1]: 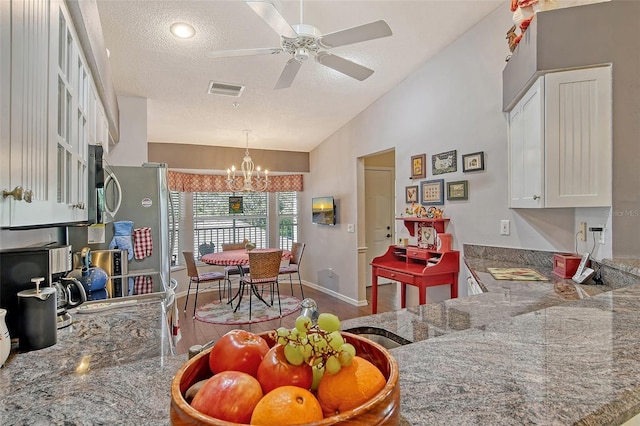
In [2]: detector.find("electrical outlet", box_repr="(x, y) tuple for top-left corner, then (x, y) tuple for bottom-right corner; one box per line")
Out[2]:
(578, 222), (587, 241)
(500, 220), (510, 235)
(347, 224), (355, 233)
(599, 227), (606, 245)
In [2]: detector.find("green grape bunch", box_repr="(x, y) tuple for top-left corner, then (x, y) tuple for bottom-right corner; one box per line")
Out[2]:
(270, 313), (356, 378)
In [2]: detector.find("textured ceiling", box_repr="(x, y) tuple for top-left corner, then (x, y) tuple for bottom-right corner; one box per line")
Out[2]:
(96, 0), (503, 152)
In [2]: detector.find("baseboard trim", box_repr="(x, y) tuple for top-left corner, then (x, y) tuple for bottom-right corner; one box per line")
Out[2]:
(173, 280), (369, 308)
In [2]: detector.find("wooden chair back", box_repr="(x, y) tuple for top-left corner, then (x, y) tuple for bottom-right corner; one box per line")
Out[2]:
(182, 251), (199, 278)
(290, 242), (305, 266)
(247, 250), (282, 282)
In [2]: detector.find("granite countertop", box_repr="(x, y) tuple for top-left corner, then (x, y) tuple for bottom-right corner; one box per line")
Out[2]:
(3, 245), (639, 425)
(342, 245), (640, 425)
(0, 296), (186, 425)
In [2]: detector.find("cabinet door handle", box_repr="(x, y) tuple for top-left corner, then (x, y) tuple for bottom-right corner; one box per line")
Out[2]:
(72, 202), (85, 210)
(2, 186), (33, 203)
(533, 195), (540, 200)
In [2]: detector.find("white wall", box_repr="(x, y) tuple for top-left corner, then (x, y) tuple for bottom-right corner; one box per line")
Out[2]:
(301, 2), (613, 309)
(106, 96), (148, 166)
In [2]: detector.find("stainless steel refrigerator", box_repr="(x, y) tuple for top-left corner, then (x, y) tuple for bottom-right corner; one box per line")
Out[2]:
(67, 163), (171, 297)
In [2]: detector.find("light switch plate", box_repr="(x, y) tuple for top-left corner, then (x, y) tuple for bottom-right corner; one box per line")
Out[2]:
(500, 220), (510, 235)
(347, 224), (355, 233)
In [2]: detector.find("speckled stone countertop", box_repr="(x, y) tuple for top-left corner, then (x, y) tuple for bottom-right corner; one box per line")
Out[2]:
(2, 245), (639, 426)
(0, 296), (185, 425)
(342, 245), (640, 425)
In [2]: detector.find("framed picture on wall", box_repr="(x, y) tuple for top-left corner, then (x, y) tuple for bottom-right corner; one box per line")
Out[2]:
(229, 196), (243, 214)
(462, 151), (485, 172)
(447, 180), (469, 200)
(432, 150), (457, 175)
(420, 179), (444, 205)
(411, 154), (426, 180)
(405, 185), (419, 203)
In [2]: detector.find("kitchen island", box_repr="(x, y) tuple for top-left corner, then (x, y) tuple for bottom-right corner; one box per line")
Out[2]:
(0, 295), (185, 425)
(2, 245), (640, 425)
(342, 245), (640, 425)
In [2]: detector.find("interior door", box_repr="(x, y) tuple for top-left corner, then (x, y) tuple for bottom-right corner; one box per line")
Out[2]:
(365, 167), (394, 287)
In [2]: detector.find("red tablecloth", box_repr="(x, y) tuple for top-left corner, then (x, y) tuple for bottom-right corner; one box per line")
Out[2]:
(201, 248), (291, 266)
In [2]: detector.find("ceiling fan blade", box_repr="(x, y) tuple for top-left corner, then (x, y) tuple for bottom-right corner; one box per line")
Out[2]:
(274, 58), (303, 90)
(315, 52), (374, 81)
(317, 20), (392, 48)
(206, 47), (283, 59)
(247, 1), (298, 39)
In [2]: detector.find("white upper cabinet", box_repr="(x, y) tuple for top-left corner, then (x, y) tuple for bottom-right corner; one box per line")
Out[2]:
(1, 0), (52, 227)
(50, 0), (89, 222)
(0, 0), (102, 228)
(508, 66), (612, 208)
(508, 76), (545, 208)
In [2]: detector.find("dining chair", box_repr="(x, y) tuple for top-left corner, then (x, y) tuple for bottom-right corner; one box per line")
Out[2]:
(222, 242), (250, 299)
(183, 251), (226, 318)
(236, 250), (283, 320)
(279, 242), (305, 299)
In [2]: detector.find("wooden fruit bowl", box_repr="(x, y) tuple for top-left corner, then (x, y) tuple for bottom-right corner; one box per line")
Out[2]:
(170, 331), (400, 425)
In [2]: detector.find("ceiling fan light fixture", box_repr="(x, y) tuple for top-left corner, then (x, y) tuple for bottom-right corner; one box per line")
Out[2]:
(170, 22), (196, 39)
(294, 48), (310, 62)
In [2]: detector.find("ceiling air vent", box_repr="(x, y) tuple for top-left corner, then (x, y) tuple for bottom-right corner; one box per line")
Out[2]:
(207, 81), (245, 97)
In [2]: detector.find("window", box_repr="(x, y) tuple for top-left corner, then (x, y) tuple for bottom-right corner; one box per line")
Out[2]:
(193, 191), (268, 256)
(278, 192), (298, 251)
(169, 191), (182, 266)
(170, 191), (298, 264)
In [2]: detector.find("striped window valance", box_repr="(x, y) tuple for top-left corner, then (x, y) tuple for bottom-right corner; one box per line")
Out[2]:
(168, 171), (303, 193)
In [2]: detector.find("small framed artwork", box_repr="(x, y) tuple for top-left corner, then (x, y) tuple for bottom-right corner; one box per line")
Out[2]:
(462, 151), (485, 172)
(418, 223), (436, 249)
(447, 180), (469, 201)
(420, 179), (444, 205)
(411, 154), (426, 180)
(432, 150), (457, 175)
(229, 196), (243, 214)
(405, 185), (418, 203)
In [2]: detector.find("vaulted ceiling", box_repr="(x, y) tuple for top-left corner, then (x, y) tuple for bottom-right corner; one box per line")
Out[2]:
(96, 0), (503, 153)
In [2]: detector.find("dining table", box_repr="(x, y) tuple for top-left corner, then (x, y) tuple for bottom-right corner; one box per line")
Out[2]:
(200, 248), (292, 267)
(200, 248), (292, 310)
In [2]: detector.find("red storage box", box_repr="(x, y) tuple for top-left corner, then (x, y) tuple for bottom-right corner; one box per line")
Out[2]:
(552, 253), (583, 278)
(436, 233), (452, 253)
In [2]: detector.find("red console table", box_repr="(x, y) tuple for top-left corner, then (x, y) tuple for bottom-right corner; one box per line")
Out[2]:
(370, 245), (459, 314)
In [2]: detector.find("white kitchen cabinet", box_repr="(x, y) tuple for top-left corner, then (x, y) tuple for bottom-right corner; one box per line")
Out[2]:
(0, 0), (10, 227)
(49, 0), (89, 223)
(0, 0), (104, 228)
(1, 0), (52, 227)
(508, 76), (545, 208)
(508, 66), (612, 208)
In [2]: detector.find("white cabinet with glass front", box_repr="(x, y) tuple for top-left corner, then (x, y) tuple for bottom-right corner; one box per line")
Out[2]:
(508, 66), (612, 208)
(0, 0), (104, 227)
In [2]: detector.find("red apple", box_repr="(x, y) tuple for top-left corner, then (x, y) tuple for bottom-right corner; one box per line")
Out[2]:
(190, 370), (263, 423)
(209, 329), (269, 377)
(257, 344), (313, 394)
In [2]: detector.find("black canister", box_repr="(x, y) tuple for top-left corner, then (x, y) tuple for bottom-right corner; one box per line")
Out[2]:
(17, 277), (57, 351)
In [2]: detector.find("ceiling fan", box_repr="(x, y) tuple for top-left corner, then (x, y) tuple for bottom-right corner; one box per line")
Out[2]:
(206, 0), (393, 89)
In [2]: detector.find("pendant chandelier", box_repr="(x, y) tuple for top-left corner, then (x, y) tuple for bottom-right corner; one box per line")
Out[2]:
(226, 130), (269, 192)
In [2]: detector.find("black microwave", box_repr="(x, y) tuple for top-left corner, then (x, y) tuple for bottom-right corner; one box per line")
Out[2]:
(0, 245), (72, 337)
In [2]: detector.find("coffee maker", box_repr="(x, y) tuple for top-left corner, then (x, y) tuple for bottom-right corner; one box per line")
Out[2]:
(52, 275), (86, 328)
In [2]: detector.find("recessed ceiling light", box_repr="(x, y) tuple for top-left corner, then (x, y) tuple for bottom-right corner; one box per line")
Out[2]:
(170, 22), (195, 39)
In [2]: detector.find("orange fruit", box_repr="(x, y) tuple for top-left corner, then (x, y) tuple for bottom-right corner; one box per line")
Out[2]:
(250, 385), (323, 425)
(316, 355), (386, 417)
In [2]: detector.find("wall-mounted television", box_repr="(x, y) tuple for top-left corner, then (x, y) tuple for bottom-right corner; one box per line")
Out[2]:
(312, 196), (336, 226)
